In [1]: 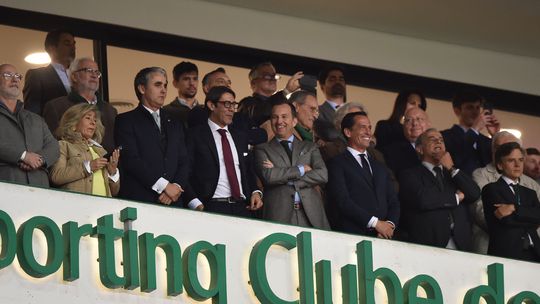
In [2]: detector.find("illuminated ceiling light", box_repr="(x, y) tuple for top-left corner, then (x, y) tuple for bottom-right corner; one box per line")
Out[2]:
(24, 52), (51, 65)
(501, 128), (522, 139)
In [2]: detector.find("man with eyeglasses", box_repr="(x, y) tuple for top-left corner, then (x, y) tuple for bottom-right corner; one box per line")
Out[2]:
(0, 64), (59, 187)
(23, 29), (76, 115)
(184, 86), (263, 216)
(238, 62), (303, 128)
(398, 128), (480, 249)
(380, 107), (431, 177)
(42, 57), (117, 153)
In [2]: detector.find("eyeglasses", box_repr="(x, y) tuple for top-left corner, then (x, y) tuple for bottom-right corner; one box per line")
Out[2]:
(2, 72), (23, 81)
(258, 74), (280, 81)
(403, 117), (426, 125)
(217, 100), (239, 110)
(74, 68), (102, 78)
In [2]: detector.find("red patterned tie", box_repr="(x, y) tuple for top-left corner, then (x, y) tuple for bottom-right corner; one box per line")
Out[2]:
(217, 129), (241, 199)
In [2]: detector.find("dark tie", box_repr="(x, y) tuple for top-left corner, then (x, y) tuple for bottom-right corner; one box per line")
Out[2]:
(510, 184), (521, 205)
(433, 166), (445, 190)
(359, 154), (372, 176)
(280, 140), (293, 163)
(217, 129), (241, 200)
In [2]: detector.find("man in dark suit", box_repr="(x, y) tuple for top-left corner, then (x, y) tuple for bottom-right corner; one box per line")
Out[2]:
(482, 142), (540, 262)
(326, 111), (400, 237)
(399, 128), (480, 250)
(115, 67), (188, 206)
(42, 57), (117, 153)
(163, 61), (199, 128)
(380, 107), (430, 177)
(441, 91), (500, 175)
(185, 86), (262, 216)
(23, 29), (76, 115)
(317, 66), (346, 127)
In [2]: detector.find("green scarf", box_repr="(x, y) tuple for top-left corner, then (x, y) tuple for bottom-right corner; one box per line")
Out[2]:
(295, 125), (313, 142)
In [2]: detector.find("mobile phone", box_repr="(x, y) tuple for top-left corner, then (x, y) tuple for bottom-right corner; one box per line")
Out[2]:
(483, 102), (493, 115)
(299, 74), (317, 92)
(104, 145), (122, 159)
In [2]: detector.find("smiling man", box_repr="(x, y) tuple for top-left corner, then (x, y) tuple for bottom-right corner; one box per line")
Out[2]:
(184, 86), (263, 217)
(42, 57), (117, 153)
(398, 128), (480, 249)
(326, 111), (399, 237)
(115, 67), (189, 206)
(0, 64), (59, 187)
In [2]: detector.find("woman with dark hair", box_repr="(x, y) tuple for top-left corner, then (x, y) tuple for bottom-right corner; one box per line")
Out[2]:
(50, 103), (120, 197)
(374, 89), (427, 149)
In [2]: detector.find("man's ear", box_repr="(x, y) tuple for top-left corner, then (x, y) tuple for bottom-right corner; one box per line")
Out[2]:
(415, 145), (424, 157)
(172, 78), (179, 89)
(292, 117), (298, 128)
(496, 162), (503, 172)
(453, 106), (461, 117)
(343, 128), (351, 139)
(206, 100), (215, 112)
(137, 84), (146, 96)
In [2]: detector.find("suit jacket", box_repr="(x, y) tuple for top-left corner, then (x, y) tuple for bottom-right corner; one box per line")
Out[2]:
(374, 119), (407, 150)
(23, 64), (68, 115)
(0, 101), (59, 187)
(114, 105), (189, 205)
(317, 101), (335, 127)
(163, 98), (192, 129)
(471, 163), (540, 254)
(255, 138), (330, 229)
(326, 150), (400, 235)
(482, 177), (540, 260)
(184, 122), (257, 205)
(238, 91), (287, 128)
(50, 140), (119, 196)
(380, 140), (421, 178)
(43, 91), (118, 153)
(441, 124), (492, 175)
(398, 165), (480, 250)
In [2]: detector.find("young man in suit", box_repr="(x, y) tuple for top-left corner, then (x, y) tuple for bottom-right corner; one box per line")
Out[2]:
(317, 66), (346, 127)
(114, 67), (189, 206)
(398, 128), (480, 249)
(326, 111), (400, 237)
(23, 29), (76, 115)
(255, 100), (329, 229)
(163, 61), (199, 127)
(184, 86), (263, 216)
(482, 142), (540, 262)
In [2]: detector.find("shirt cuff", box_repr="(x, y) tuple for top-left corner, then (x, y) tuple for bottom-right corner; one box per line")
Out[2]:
(20, 151), (27, 161)
(188, 198), (203, 210)
(455, 193), (460, 205)
(252, 190), (263, 199)
(450, 168), (460, 177)
(83, 160), (92, 174)
(367, 216), (378, 228)
(108, 169), (120, 182)
(386, 221), (396, 228)
(152, 177), (169, 194)
(297, 165), (305, 176)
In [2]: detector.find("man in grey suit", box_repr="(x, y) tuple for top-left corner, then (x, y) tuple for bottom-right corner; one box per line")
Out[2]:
(255, 100), (330, 229)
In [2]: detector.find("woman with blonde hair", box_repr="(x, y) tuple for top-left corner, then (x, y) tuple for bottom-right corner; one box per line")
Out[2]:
(50, 103), (120, 196)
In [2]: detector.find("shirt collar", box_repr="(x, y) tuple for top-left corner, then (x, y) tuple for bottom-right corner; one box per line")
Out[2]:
(87, 138), (103, 148)
(457, 124), (479, 135)
(325, 100), (340, 110)
(422, 161), (442, 175)
(176, 97), (198, 109)
(142, 104), (160, 115)
(208, 118), (229, 133)
(51, 62), (67, 72)
(502, 175), (520, 186)
(347, 146), (369, 158)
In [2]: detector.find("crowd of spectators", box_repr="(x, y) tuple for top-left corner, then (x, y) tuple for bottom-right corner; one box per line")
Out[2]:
(1, 29), (540, 263)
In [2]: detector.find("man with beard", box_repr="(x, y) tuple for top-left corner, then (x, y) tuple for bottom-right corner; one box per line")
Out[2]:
(398, 128), (480, 249)
(24, 29), (76, 115)
(524, 148), (540, 185)
(164, 61), (199, 127)
(317, 66), (346, 126)
(42, 57), (117, 153)
(0, 64), (59, 187)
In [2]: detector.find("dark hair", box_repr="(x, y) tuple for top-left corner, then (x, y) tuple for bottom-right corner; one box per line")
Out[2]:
(248, 62), (274, 81)
(495, 142), (524, 173)
(133, 67), (166, 102)
(318, 65), (345, 85)
(452, 90), (485, 109)
(271, 99), (297, 118)
(202, 67), (226, 87)
(341, 111), (368, 138)
(526, 147), (540, 156)
(172, 61), (198, 82)
(288, 90), (317, 105)
(205, 86), (236, 107)
(388, 89), (427, 122)
(44, 29), (74, 51)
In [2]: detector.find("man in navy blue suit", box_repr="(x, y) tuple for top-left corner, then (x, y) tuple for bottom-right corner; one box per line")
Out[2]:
(326, 111), (400, 238)
(115, 67), (189, 206)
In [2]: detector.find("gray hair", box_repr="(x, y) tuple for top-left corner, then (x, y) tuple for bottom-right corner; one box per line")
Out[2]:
(248, 62), (274, 82)
(492, 130), (522, 150)
(333, 101), (367, 130)
(289, 90), (317, 105)
(68, 57), (95, 80)
(415, 128), (439, 147)
(133, 66), (167, 102)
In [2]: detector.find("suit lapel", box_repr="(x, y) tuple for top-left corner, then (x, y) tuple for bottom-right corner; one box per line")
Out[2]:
(344, 151), (374, 188)
(269, 138), (291, 165)
(291, 138), (303, 165)
(497, 177), (517, 204)
(419, 165), (442, 190)
(46, 64), (68, 94)
(203, 124), (220, 166)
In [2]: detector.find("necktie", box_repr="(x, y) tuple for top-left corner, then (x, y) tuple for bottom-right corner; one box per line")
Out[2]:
(280, 140), (293, 163)
(151, 111), (161, 131)
(433, 166), (445, 190)
(510, 184), (521, 205)
(359, 154), (372, 176)
(217, 129), (241, 200)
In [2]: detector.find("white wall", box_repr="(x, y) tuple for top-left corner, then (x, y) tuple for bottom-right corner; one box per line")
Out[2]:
(2, 0), (540, 96)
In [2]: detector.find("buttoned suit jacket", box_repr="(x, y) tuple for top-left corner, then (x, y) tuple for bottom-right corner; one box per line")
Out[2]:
(23, 64), (68, 115)
(482, 177), (540, 260)
(379, 140), (420, 178)
(326, 150), (400, 235)
(398, 165), (480, 250)
(184, 122), (257, 206)
(255, 138), (330, 229)
(441, 124), (492, 175)
(114, 105), (189, 205)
